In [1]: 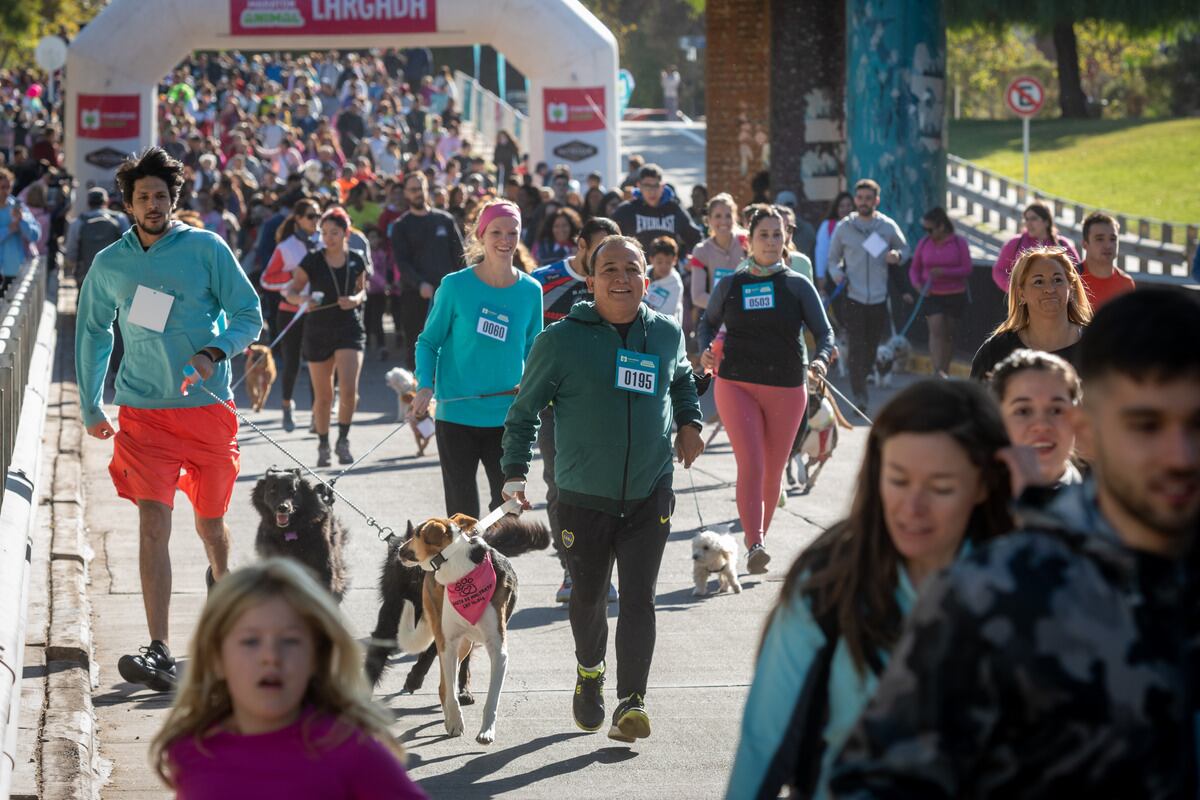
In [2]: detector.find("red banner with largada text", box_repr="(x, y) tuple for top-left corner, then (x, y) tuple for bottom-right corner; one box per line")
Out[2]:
(230, 0), (437, 36)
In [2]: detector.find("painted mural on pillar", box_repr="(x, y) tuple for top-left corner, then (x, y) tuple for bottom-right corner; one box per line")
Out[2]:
(846, 0), (946, 246)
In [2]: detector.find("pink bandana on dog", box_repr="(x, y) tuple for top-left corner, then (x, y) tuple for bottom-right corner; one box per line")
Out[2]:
(446, 553), (498, 624)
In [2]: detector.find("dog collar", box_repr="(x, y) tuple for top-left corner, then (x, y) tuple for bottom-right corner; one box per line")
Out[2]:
(427, 530), (470, 572)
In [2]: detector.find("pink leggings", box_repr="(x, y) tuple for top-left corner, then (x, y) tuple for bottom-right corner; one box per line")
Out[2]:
(714, 378), (807, 548)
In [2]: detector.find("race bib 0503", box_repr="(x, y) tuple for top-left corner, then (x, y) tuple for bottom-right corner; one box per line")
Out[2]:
(742, 282), (775, 311)
(615, 348), (659, 396)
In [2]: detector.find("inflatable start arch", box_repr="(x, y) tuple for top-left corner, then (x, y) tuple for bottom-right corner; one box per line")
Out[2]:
(65, 0), (620, 203)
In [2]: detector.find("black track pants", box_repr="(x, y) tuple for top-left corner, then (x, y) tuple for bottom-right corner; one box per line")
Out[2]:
(556, 486), (674, 698)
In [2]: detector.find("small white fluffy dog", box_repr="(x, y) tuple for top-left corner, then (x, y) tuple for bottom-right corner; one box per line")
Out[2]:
(385, 367), (418, 418)
(870, 334), (913, 388)
(692, 530), (741, 596)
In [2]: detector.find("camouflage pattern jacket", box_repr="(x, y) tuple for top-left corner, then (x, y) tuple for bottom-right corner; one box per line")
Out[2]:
(830, 477), (1199, 799)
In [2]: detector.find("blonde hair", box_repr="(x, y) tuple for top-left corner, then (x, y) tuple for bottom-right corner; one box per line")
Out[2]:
(149, 559), (404, 787)
(707, 192), (737, 216)
(993, 246), (1093, 336)
(463, 198), (519, 264)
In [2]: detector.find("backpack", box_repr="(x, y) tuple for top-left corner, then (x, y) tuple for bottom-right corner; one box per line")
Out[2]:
(75, 210), (123, 281)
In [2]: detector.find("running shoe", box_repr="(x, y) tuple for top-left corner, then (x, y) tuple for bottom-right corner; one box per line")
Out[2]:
(555, 570), (573, 604)
(281, 406), (295, 432)
(117, 640), (177, 693)
(335, 438), (353, 465)
(317, 442), (331, 468)
(747, 543), (771, 574)
(608, 693), (650, 742)
(205, 566), (215, 595)
(573, 663), (605, 732)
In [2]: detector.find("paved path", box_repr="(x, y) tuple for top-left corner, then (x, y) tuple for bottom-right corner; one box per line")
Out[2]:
(81, 336), (914, 797)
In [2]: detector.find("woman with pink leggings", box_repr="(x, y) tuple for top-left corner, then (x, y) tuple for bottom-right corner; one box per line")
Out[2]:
(698, 205), (834, 574)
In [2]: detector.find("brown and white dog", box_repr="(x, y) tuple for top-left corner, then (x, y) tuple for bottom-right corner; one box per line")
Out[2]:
(243, 344), (278, 412)
(385, 367), (435, 456)
(397, 513), (548, 744)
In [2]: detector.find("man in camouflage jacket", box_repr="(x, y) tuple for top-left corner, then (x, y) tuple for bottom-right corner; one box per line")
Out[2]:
(830, 288), (1200, 799)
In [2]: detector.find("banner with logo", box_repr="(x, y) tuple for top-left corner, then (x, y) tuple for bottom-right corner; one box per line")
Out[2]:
(543, 86), (607, 175)
(230, 0), (437, 36)
(77, 94), (140, 140)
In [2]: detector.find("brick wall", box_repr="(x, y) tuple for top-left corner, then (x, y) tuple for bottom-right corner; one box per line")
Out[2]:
(705, 0), (772, 209)
(770, 0), (846, 228)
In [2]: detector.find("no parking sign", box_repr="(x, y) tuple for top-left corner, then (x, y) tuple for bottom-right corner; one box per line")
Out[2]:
(1005, 76), (1045, 118)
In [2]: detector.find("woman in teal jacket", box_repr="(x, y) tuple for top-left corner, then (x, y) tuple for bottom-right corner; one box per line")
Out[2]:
(726, 380), (1013, 799)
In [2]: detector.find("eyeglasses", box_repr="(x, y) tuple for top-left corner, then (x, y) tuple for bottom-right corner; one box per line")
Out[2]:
(640, 183), (661, 190)
(304, 213), (320, 219)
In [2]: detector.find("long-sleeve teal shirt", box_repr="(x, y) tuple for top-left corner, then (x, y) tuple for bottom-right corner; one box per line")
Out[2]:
(76, 222), (263, 429)
(414, 266), (543, 428)
(0, 195), (41, 277)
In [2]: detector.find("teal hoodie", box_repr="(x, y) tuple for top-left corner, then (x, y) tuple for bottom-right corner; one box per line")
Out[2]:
(501, 301), (701, 516)
(76, 222), (263, 428)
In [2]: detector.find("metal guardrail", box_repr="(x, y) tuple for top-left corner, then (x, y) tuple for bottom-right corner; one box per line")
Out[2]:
(0, 258), (47, 508)
(454, 70), (531, 165)
(946, 154), (1197, 283)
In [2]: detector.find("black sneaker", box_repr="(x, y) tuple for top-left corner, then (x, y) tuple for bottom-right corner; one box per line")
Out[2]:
(573, 663), (605, 732)
(747, 543), (771, 574)
(205, 566), (215, 595)
(282, 406), (295, 432)
(118, 640), (177, 693)
(336, 438), (353, 465)
(317, 442), (331, 467)
(608, 693), (651, 742)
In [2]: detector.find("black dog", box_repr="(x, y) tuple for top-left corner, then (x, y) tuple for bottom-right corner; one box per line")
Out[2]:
(365, 514), (550, 703)
(252, 467), (349, 602)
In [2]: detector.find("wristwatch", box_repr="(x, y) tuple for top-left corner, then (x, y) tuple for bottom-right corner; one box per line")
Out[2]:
(199, 347), (227, 363)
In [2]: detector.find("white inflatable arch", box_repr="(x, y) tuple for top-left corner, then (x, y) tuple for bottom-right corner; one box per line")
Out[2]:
(65, 0), (619, 206)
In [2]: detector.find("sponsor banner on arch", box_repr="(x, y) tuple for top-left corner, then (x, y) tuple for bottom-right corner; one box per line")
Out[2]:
(230, 0), (437, 36)
(543, 86), (608, 175)
(77, 94), (140, 140)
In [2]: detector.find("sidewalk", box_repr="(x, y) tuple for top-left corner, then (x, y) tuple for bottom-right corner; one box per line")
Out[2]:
(56, 285), (930, 797)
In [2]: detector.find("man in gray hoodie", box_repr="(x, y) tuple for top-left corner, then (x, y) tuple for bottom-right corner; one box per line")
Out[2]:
(825, 178), (908, 413)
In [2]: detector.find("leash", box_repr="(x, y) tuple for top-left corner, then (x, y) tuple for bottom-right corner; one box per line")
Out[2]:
(182, 367), (398, 542)
(229, 296), (317, 390)
(822, 279), (846, 312)
(685, 465), (709, 532)
(814, 375), (873, 426)
(893, 277), (933, 340)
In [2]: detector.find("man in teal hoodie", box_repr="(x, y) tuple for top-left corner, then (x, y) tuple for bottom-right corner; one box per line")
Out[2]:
(501, 234), (704, 743)
(76, 147), (262, 692)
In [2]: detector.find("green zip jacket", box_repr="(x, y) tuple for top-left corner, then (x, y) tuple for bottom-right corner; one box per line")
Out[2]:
(501, 301), (702, 516)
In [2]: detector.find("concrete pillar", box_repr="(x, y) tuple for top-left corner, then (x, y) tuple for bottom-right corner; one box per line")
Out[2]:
(770, 0), (846, 227)
(846, 0), (947, 246)
(705, 0), (772, 207)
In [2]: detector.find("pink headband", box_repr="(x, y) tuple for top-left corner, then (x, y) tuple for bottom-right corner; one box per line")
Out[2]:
(475, 202), (522, 237)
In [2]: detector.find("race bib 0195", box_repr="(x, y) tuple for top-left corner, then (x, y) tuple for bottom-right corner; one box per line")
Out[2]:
(743, 282), (776, 311)
(615, 348), (659, 396)
(476, 305), (510, 342)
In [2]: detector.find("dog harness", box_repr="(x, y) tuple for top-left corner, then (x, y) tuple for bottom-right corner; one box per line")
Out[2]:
(446, 553), (497, 624)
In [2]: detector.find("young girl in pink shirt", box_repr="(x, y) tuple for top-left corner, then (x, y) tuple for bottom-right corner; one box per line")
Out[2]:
(151, 559), (426, 800)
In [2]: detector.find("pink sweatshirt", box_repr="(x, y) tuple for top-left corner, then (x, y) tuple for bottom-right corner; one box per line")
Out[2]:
(909, 234), (972, 295)
(991, 232), (1080, 292)
(167, 711), (427, 800)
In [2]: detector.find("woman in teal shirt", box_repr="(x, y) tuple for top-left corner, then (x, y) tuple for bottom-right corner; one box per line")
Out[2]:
(726, 380), (1014, 800)
(412, 199), (542, 517)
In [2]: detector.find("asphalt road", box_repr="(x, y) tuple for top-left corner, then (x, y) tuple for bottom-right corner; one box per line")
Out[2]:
(82, 331), (918, 798)
(621, 120), (707, 206)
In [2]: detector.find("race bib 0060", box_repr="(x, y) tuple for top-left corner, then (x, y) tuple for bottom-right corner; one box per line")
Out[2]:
(615, 349), (659, 396)
(476, 305), (510, 342)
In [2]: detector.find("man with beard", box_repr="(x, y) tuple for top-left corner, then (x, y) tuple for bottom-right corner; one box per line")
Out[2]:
(75, 147), (262, 692)
(831, 288), (1200, 798)
(825, 178), (908, 415)
(389, 170), (465, 368)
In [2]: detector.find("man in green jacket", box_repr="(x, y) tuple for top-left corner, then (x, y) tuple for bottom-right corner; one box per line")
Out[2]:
(502, 234), (704, 743)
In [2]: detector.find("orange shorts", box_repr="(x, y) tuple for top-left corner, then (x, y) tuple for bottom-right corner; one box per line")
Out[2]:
(110, 403), (240, 518)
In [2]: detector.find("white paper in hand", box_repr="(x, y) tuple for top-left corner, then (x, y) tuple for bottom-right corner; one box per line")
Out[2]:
(415, 416), (436, 438)
(862, 232), (889, 260)
(127, 285), (174, 332)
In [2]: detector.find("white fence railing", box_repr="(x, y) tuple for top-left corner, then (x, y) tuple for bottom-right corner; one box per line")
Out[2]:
(946, 154), (1197, 283)
(453, 71), (531, 167)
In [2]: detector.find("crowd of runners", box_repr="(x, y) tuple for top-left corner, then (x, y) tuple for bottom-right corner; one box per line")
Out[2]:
(0, 47), (1195, 798)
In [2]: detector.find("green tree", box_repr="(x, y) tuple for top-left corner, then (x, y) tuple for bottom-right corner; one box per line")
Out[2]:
(946, 0), (1199, 118)
(0, 0), (107, 67)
